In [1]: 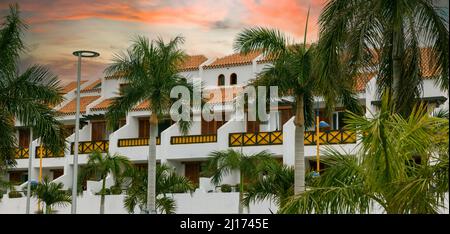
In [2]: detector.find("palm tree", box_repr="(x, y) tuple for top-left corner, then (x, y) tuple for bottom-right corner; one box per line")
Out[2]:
(234, 28), (362, 195)
(123, 164), (195, 214)
(78, 151), (131, 214)
(280, 95), (449, 214)
(32, 177), (71, 214)
(104, 36), (193, 213)
(243, 162), (294, 211)
(317, 0), (449, 116)
(205, 149), (277, 213)
(0, 4), (66, 170)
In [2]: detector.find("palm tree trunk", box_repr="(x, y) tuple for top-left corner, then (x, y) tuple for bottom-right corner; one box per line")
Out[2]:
(238, 171), (244, 214)
(392, 24), (402, 108)
(147, 113), (158, 214)
(294, 94), (305, 195)
(100, 176), (106, 214)
(45, 204), (51, 214)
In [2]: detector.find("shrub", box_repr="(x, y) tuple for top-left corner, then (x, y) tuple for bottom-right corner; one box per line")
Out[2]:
(110, 186), (122, 195)
(8, 191), (22, 198)
(221, 184), (232, 193)
(95, 188), (110, 195)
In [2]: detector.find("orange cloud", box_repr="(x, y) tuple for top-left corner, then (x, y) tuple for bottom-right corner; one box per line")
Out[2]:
(3, 0), (229, 28)
(241, 0), (326, 42)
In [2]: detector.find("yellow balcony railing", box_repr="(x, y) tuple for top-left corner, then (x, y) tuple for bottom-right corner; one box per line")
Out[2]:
(229, 131), (283, 147)
(117, 137), (161, 147)
(304, 130), (356, 145)
(35, 146), (65, 158)
(15, 148), (29, 159)
(229, 130), (356, 147)
(70, 140), (109, 154)
(170, 134), (217, 145)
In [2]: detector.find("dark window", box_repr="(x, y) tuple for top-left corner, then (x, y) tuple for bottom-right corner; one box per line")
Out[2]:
(332, 111), (346, 130)
(218, 74), (225, 86)
(230, 73), (237, 85)
(119, 83), (128, 95)
(279, 107), (294, 130)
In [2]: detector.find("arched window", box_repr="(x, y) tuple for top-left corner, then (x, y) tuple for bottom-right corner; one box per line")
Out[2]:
(230, 73), (237, 85)
(218, 74), (225, 86)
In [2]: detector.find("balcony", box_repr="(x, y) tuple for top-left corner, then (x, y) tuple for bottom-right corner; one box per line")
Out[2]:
(35, 146), (65, 158)
(170, 134), (217, 145)
(70, 140), (109, 154)
(229, 131), (283, 147)
(229, 130), (356, 147)
(15, 148), (29, 159)
(117, 137), (161, 147)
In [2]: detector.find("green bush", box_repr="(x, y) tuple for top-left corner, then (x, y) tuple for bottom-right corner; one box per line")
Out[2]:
(95, 188), (111, 195)
(8, 191), (23, 198)
(221, 184), (232, 193)
(110, 186), (122, 195)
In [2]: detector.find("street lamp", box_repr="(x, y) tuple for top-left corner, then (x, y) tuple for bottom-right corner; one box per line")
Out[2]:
(71, 50), (99, 214)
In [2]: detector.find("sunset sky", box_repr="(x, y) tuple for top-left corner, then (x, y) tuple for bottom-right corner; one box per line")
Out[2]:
(0, 0), (448, 84)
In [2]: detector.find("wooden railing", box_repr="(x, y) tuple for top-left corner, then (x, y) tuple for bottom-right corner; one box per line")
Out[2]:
(70, 140), (109, 154)
(229, 130), (356, 147)
(304, 130), (356, 145)
(35, 146), (65, 158)
(117, 137), (160, 147)
(229, 131), (283, 147)
(170, 134), (217, 144)
(15, 148), (29, 159)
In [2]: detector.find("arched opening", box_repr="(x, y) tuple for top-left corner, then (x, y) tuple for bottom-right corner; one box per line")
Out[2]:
(218, 74), (225, 86)
(230, 73), (237, 85)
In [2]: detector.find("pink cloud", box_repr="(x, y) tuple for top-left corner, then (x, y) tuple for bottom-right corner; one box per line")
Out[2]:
(241, 0), (326, 42)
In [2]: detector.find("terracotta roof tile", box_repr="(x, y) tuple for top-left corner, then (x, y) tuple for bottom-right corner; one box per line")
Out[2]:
(91, 98), (113, 111)
(105, 72), (126, 80)
(354, 72), (376, 92)
(204, 86), (243, 104)
(178, 55), (208, 71)
(204, 51), (261, 69)
(57, 96), (100, 115)
(132, 100), (150, 111)
(81, 79), (101, 93)
(62, 80), (87, 94)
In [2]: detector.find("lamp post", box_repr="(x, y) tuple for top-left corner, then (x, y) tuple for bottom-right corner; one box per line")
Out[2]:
(71, 50), (99, 214)
(315, 101), (329, 176)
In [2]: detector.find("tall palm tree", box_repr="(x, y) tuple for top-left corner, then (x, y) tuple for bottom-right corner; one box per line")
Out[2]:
(234, 28), (362, 195)
(205, 149), (277, 213)
(33, 177), (71, 214)
(317, 0), (449, 116)
(123, 164), (195, 214)
(0, 4), (66, 169)
(78, 151), (131, 214)
(280, 95), (449, 214)
(105, 36), (193, 214)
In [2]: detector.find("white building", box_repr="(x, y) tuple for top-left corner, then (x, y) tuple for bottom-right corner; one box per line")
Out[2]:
(1, 48), (448, 214)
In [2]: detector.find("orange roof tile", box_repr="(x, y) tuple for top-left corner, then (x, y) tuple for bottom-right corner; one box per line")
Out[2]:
(204, 86), (243, 104)
(204, 51), (261, 69)
(105, 72), (126, 80)
(57, 96), (100, 115)
(132, 100), (150, 111)
(81, 79), (101, 93)
(178, 55), (208, 71)
(354, 72), (376, 92)
(91, 98), (113, 111)
(62, 80), (87, 94)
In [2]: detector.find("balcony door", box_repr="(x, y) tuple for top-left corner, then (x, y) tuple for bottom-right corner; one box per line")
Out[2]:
(18, 128), (30, 148)
(201, 112), (225, 135)
(184, 162), (202, 185)
(91, 121), (107, 141)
